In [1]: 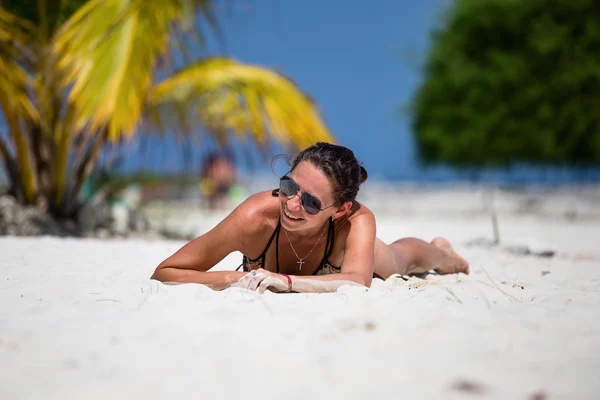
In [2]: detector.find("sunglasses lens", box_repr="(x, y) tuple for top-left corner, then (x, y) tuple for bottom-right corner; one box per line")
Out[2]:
(280, 176), (322, 215)
(301, 193), (322, 215)
(279, 177), (297, 197)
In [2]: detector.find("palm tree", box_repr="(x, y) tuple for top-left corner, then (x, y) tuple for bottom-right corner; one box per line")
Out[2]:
(0, 0), (333, 219)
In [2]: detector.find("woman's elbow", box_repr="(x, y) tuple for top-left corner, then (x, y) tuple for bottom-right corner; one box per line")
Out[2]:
(358, 275), (372, 288)
(356, 271), (373, 288)
(151, 263), (175, 282)
(346, 273), (371, 288)
(150, 268), (164, 282)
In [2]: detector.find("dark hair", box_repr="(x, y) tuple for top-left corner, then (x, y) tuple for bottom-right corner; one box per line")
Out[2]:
(289, 142), (368, 206)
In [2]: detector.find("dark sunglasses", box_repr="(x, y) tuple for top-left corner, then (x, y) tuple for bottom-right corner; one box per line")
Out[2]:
(279, 176), (333, 215)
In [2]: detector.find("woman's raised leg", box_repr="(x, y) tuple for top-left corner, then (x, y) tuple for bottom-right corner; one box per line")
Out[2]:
(373, 236), (469, 279)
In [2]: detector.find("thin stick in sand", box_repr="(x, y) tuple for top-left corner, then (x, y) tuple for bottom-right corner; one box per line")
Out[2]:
(444, 286), (463, 304)
(479, 265), (522, 303)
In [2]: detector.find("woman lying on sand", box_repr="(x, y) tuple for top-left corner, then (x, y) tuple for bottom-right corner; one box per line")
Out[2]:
(151, 142), (469, 294)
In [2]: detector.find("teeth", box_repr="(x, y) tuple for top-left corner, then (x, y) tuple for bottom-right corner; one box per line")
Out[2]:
(284, 206), (301, 220)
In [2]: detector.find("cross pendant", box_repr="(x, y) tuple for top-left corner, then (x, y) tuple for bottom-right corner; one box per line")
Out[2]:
(297, 259), (305, 270)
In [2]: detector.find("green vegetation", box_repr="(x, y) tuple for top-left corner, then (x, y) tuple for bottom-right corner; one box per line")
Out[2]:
(410, 0), (600, 167)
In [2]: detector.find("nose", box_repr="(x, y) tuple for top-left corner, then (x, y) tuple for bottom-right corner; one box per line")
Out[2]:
(286, 192), (303, 212)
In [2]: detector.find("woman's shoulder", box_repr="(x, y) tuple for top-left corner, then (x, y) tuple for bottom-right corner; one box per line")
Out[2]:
(231, 190), (280, 233)
(334, 201), (376, 234)
(347, 201), (375, 223)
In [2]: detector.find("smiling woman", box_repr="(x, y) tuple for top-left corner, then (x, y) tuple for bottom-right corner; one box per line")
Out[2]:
(151, 142), (469, 294)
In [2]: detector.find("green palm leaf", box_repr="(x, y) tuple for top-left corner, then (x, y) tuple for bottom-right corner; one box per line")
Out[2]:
(52, 0), (189, 141)
(0, 8), (38, 202)
(0, 8), (36, 121)
(149, 58), (335, 150)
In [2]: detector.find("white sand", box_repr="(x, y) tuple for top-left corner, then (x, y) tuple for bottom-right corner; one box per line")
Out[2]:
(1, 187), (600, 399)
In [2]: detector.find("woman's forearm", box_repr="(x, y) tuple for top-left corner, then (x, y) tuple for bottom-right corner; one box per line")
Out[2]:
(289, 272), (368, 293)
(150, 268), (369, 293)
(151, 268), (246, 291)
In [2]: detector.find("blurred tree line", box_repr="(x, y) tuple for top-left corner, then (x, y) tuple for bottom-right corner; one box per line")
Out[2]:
(411, 0), (600, 168)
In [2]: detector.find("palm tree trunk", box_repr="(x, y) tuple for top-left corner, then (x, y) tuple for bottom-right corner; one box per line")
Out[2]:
(7, 115), (37, 203)
(30, 124), (54, 202)
(0, 135), (21, 197)
(51, 123), (72, 214)
(50, 103), (81, 215)
(66, 129), (107, 216)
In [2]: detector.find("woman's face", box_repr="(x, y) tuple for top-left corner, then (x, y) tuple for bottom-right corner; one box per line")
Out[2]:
(279, 161), (338, 232)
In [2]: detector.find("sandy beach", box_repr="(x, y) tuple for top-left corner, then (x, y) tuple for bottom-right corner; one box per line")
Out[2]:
(1, 185), (599, 399)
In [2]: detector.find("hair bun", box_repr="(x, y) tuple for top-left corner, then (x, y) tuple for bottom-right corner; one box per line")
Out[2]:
(359, 165), (368, 184)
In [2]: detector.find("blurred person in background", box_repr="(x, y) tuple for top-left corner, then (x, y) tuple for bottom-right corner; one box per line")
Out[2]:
(199, 153), (246, 210)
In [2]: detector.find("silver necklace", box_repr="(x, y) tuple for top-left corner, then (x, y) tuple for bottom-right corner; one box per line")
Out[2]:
(283, 224), (327, 270)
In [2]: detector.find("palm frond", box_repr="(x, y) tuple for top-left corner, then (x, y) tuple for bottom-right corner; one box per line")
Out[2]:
(0, 8), (37, 121)
(52, 0), (194, 141)
(148, 58), (335, 150)
(0, 9), (38, 202)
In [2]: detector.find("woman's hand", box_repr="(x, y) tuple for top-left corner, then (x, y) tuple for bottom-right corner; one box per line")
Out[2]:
(231, 268), (289, 294)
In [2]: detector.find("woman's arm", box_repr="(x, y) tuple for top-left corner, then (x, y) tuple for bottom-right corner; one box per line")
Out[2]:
(235, 268), (366, 294)
(155, 270), (247, 291)
(295, 209), (377, 289)
(283, 273), (367, 293)
(150, 193), (270, 290)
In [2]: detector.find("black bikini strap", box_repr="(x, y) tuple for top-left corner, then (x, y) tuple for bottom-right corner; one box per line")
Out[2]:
(311, 218), (335, 275)
(324, 217), (335, 259)
(268, 220), (281, 256)
(245, 219), (280, 263)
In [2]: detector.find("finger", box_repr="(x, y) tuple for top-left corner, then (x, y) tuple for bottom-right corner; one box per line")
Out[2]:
(239, 271), (261, 289)
(256, 268), (270, 276)
(249, 273), (268, 291)
(257, 277), (272, 294)
(243, 273), (256, 286)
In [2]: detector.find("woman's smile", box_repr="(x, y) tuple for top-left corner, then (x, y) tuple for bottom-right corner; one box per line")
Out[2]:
(283, 204), (304, 221)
